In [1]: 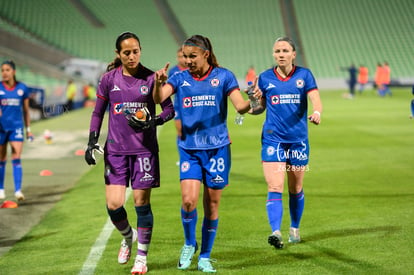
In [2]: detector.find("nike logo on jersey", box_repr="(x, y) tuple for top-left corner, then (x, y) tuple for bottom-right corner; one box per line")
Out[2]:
(266, 83), (276, 89)
(181, 81), (191, 87)
(111, 85), (121, 92)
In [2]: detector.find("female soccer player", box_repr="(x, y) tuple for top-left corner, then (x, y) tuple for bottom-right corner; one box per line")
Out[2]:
(255, 37), (322, 249)
(85, 32), (174, 274)
(154, 34), (259, 273)
(0, 60), (33, 201)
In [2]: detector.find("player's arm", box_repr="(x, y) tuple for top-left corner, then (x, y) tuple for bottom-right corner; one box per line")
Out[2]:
(153, 63), (173, 104)
(22, 98), (33, 140)
(229, 89), (251, 114)
(308, 89), (322, 125)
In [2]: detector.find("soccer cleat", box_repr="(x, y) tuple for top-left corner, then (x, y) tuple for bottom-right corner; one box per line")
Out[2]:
(131, 255), (148, 274)
(177, 243), (198, 270)
(0, 189), (5, 199)
(14, 190), (25, 201)
(198, 258), (217, 273)
(118, 228), (137, 264)
(288, 227), (301, 243)
(268, 230), (284, 249)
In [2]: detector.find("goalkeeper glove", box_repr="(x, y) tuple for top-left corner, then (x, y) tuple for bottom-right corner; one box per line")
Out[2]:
(85, 131), (104, 165)
(128, 115), (164, 131)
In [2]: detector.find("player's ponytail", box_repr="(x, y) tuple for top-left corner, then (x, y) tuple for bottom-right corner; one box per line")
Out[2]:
(183, 35), (219, 68)
(107, 32), (141, 72)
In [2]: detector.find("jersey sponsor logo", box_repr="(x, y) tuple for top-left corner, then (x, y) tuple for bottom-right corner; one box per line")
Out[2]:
(181, 161), (190, 172)
(140, 172), (154, 182)
(17, 89), (24, 96)
(276, 94), (301, 104)
(210, 78), (220, 87)
(296, 79), (305, 88)
(211, 174), (224, 183)
(267, 83), (276, 89)
(183, 97), (192, 108)
(183, 95), (216, 108)
(140, 85), (149, 95)
(271, 95), (280, 105)
(181, 80), (191, 87)
(111, 85), (121, 92)
(113, 103), (123, 114)
(1, 98), (20, 106)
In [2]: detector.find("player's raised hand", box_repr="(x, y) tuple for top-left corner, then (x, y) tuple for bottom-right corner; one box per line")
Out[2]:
(155, 62), (170, 85)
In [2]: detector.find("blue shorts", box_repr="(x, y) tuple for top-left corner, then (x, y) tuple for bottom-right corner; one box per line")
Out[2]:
(261, 139), (309, 166)
(179, 145), (231, 190)
(0, 128), (25, 144)
(104, 152), (160, 190)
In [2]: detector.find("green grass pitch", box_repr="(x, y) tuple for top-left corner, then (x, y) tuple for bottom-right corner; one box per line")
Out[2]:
(0, 88), (413, 274)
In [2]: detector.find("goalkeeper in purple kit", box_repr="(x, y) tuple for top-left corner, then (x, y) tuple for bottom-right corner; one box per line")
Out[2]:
(84, 32), (174, 275)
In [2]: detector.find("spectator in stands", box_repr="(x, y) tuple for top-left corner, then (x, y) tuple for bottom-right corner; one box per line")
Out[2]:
(0, 60), (34, 201)
(245, 65), (257, 85)
(84, 31), (174, 274)
(65, 79), (77, 111)
(357, 64), (369, 94)
(82, 83), (96, 107)
(340, 64), (357, 99)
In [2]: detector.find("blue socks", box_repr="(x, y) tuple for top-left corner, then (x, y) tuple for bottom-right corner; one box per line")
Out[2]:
(266, 192), (283, 232)
(12, 159), (22, 192)
(181, 208), (198, 246)
(200, 218), (218, 259)
(0, 161), (5, 190)
(289, 190), (305, 228)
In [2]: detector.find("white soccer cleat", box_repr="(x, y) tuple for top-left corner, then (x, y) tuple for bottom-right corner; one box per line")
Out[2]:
(288, 227), (301, 243)
(0, 189), (5, 199)
(131, 255), (148, 274)
(118, 228), (137, 264)
(15, 190), (25, 201)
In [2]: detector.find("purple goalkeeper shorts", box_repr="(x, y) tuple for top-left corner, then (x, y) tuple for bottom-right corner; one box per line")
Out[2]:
(104, 152), (160, 190)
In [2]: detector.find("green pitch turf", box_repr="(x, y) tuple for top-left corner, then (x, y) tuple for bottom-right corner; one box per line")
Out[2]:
(0, 88), (413, 274)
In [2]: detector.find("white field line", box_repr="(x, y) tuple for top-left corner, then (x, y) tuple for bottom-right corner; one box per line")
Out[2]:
(78, 188), (132, 275)
(79, 126), (163, 274)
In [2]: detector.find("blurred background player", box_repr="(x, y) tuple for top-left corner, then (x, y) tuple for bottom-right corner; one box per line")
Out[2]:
(357, 64), (369, 94)
(340, 64), (357, 99)
(153, 34), (259, 273)
(65, 79), (77, 111)
(245, 65), (257, 86)
(255, 37), (322, 249)
(0, 60), (34, 201)
(168, 47), (188, 142)
(84, 32), (174, 275)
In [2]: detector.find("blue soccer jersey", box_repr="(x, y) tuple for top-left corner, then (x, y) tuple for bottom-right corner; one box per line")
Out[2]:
(167, 66), (239, 150)
(0, 81), (29, 131)
(259, 66), (318, 143)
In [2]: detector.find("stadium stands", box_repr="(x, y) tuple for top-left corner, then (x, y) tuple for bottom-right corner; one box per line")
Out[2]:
(294, 0), (414, 79)
(0, 0), (413, 85)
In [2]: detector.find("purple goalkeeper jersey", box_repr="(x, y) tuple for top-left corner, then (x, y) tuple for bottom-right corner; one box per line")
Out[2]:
(89, 64), (174, 154)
